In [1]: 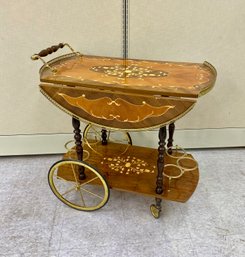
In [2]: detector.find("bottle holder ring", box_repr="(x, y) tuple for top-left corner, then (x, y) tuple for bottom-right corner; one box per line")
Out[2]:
(177, 157), (198, 172)
(163, 164), (184, 179)
(83, 138), (103, 156)
(64, 140), (90, 161)
(166, 145), (188, 159)
(64, 140), (76, 151)
(163, 145), (198, 188)
(163, 164), (184, 192)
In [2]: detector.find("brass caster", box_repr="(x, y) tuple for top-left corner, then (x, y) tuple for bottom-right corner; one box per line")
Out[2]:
(150, 204), (160, 219)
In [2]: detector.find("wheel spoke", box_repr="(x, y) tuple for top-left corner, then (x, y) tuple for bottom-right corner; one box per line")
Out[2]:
(78, 189), (86, 206)
(62, 185), (76, 196)
(54, 174), (76, 184)
(70, 163), (80, 186)
(80, 176), (99, 187)
(80, 187), (103, 199)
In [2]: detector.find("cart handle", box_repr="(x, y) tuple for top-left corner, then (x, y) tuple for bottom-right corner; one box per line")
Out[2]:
(31, 43), (81, 72)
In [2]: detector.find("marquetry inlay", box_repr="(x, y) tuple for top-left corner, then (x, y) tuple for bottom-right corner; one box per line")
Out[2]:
(101, 156), (156, 175)
(58, 93), (174, 123)
(90, 65), (168, 78)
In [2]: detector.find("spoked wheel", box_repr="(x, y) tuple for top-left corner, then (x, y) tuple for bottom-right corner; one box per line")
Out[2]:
(83, 124), (132, 146)
(48, 160), (110, 211)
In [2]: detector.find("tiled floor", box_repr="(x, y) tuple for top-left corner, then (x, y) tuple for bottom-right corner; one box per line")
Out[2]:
(0, 149), (244, 257)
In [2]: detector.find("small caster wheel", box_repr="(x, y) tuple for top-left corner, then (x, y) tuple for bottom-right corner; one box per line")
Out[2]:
(150, 204), (160, 219)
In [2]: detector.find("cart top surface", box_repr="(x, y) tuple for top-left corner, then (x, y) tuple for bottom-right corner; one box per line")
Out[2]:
(40, 54), (216, 98)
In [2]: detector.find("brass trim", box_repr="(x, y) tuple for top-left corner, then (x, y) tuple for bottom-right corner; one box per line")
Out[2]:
(83, 124), (131, 156)
(32, 43), (81, 74)
(39, 52), (81, 75)
(31, 55), (57, 73)
(64, 140), (90, 161)
(165, 145), (188, 159)
(164, 145), (198, 176)
(198, 61), (217, 97)
(177, 157), (198, 172)
(163, 164), (184, 179)
(204, 61), (217, 76)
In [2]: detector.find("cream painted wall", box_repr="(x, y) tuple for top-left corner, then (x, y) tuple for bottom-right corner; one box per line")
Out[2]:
(0, 0), (122, 135)
(129, 0), (245, 129)
(0, 0), (244, 155)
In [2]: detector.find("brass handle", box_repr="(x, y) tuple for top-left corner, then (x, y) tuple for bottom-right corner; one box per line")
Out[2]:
(32, 43), (65, 59)
(31, 43), (81, 72)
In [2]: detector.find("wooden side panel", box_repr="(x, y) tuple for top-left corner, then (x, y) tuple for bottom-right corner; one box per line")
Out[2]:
(40, 84), (196, 130)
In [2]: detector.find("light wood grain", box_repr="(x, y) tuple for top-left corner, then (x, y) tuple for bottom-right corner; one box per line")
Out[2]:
(40, 54), (216, 98)
(58, 142), (199, 203)
(40, 84), (196, 130)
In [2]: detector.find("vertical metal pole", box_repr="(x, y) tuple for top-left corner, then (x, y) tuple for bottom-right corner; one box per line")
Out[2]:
(122, 0), (129, 59)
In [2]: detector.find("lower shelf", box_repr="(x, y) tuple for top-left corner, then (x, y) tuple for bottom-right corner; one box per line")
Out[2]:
(60, 142), (199, 203)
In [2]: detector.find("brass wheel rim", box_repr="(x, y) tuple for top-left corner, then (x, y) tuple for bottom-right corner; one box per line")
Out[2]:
(48, 160), (109, 211)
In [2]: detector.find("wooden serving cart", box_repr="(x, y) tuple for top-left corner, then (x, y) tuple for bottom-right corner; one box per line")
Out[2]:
(31, 43), (216, 218)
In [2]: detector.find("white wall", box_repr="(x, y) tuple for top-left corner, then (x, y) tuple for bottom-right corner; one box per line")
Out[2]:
(0, 0), (244, 155)
(130, 0), (245, 130)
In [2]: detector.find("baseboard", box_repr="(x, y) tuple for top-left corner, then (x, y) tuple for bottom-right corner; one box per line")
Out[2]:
(0, 128), (244, 156)
(131, 127), (245, 149)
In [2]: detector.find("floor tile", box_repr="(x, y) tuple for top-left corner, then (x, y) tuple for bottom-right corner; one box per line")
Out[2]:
(0, 225), (51, 255)
(193, 233), (245, 257)
(125, 238), (197, 257)
(122, 197), (190, 243)
(59, 242), (128, 257)
(23, 251), (59, 257)
(0, 150), (244, 257)
(0, 254), (22, 257)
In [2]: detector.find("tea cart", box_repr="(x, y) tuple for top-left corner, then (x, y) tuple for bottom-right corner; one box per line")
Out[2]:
(31, 43), (216, 218)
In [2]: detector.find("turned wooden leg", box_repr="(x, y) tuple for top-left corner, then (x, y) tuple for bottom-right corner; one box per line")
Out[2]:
(156, 126), (166, 195)
(167, 122), (175, 154)
(152, 126), (166, 216)
(72, 117), (86, 180)
(101, 129), (108, 145)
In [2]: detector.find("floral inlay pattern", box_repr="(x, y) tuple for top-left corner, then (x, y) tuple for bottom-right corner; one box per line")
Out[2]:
(101, 156), (156, 175)
(59, 93), (174, 123)
(90, 65), (168, 78)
